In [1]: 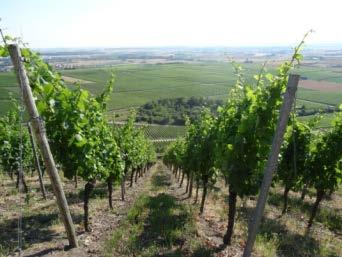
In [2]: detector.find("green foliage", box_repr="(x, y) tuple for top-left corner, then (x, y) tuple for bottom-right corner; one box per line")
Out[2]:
(306, 112), (342, 193)
(16, 45), (124, 182)
(163, 109), (218, 213)
(113, 111), (156, 174)
(0, 45), (9, 57)
(136, 97), (223, 125)
(163, 137), (186, 171)
(163, 40), (313, 207)
(215, 43), (305, 197)
(0, 38), (158, 187)
(185, 110), (217, 183)
(0, 100), (33, 176)
(277, 118), (312, 191)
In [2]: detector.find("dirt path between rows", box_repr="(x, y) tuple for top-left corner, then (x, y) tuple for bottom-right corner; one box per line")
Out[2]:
(166, 168), (244, 257)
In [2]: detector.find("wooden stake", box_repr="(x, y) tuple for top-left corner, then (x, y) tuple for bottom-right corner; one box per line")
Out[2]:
(8, 44), (78, 248)
(242, 74), (299, 257)
(27, 122), (47, 200)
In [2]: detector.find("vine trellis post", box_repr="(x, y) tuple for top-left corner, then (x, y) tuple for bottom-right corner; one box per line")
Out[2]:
(8, 44), (78, 248)
(242, 74), (300, 257)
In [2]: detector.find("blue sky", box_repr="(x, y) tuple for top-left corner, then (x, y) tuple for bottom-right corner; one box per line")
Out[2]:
(1, 0), (341, 48)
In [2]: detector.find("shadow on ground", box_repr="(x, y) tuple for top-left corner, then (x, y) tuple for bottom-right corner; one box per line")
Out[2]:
(151, 170), (172, 189)
(268, 191), (342, 233)
(64, 184), (109, 205)
(0, 212), (83, 255)
(235, 204), (322, 257)
(105, 169), (214, 257)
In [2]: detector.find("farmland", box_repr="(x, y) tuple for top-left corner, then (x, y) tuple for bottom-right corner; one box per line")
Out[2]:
(0, 62), (342, 117)
(61, 63), (342, 111)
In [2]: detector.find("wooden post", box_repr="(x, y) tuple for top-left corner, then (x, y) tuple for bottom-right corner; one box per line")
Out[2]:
(28, 122), (47, 200)
(242, 74), (299, 257)
(8, 44), (78, 248)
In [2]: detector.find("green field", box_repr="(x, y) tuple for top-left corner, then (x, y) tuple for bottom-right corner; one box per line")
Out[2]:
(0, 62), (341, 116)
(297, 65), (342, 83)
(61, 63), (256, 111)
(298, 112), (338, 128)
(141, 124), (186, 139)
(295, 99), (330, 109)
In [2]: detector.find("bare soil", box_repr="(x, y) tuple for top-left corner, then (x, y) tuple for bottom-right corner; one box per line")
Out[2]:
(299, 79), (342, 92)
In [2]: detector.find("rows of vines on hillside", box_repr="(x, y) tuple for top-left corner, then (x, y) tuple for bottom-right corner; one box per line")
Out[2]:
(163, 36), (342, 246)
(0, 39), (156, 233)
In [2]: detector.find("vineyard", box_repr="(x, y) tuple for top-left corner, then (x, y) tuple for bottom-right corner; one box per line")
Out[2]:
(0, 34), (341, 257)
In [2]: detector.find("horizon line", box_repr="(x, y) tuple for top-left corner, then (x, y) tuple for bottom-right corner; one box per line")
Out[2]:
(33, 42), (342, 51)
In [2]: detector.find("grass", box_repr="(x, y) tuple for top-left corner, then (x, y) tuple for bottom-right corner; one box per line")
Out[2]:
(104, 168), (213, 257)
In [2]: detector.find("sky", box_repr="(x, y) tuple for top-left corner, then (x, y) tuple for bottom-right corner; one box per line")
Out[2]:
(1, 0), (341, 48)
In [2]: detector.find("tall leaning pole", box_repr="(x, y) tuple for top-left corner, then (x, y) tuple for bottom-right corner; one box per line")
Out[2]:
(8, 44), (78, 248)
(242, 74), (299, 257)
